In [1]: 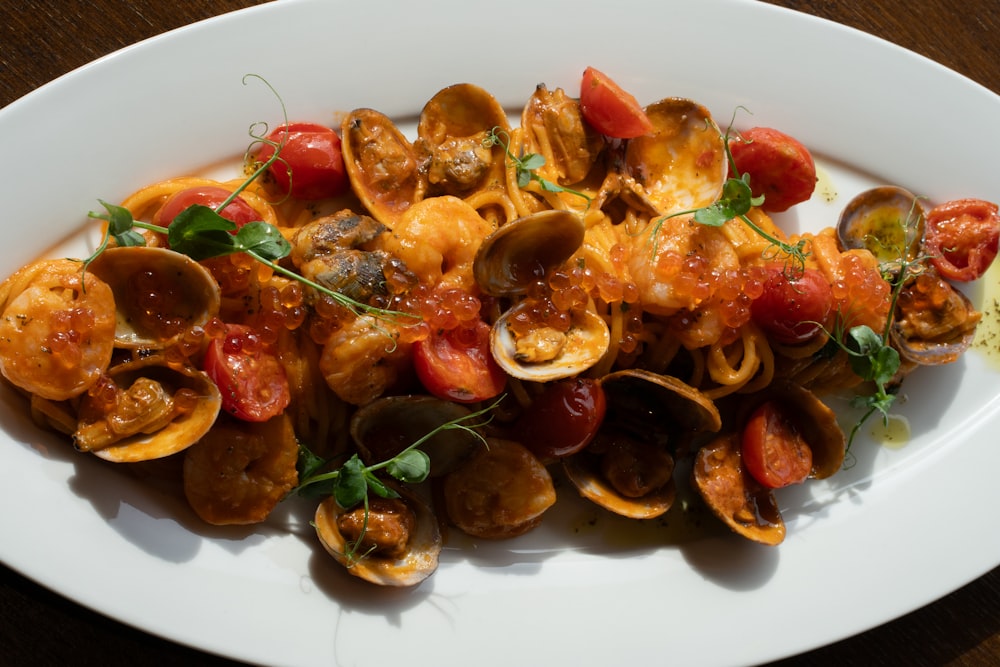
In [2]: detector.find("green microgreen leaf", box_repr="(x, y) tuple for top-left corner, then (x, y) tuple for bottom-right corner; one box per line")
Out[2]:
(485, 126), (592, 210)
(386, 448), (431, 484)
(333, 455), (368, 509)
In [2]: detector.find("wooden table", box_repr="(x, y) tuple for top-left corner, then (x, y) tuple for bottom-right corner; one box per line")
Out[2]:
(1, 1), (998, 665)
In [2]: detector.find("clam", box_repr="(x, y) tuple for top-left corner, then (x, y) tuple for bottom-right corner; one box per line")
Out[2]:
(416, 83), (510, 196)
(563, 368), (721, 519)
(350, 394), (485, 477)
(442, 437), (556, 539)
(491, 303), (610, 382)
(692, 432), (785, 546)
(837, 186), (926, 264)
(735, 380), (846, 479)
(520, 83), (604, 186)
(473, 209), (586, 297)
(341, 107), (427, 225)
(86, 246), (221, 350)
(314, 480), (442, 587)
(891, 270), (981, 365)
(73, 354), (222, 463)
(622, 98), (728, 216)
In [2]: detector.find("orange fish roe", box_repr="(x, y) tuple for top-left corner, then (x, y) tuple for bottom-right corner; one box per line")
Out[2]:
(398, 285), (483, 334)
(830, 253), (891, 331)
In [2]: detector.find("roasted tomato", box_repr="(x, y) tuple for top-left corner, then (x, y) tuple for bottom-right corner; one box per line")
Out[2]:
(203, 323), (290, 422)
(924, 198), (1000, 282)
(512, 378), (606, 462)
(412, 320), (507, 404)
(579, 66), (654, 139)
(741, 400), (812, 489)
(751, 263), (833, 345)
(155, 186), (259, 228)
(729, 126), (816, 212)
(255, 122), (349, 200)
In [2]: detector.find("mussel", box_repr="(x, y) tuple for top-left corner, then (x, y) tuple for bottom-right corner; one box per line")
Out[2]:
(520, 83), (604, 187)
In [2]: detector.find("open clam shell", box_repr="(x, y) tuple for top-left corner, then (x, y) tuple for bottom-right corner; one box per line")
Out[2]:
(692, 432), (785, 546)
(341, 107), (427, 226)
(837, 185), (926, 264)
(76, 355), (222, 463)
(473, 209), (586, 297)
(622, 98), (728, 216)
(86, 246), (221, 351)
(314, 480), (441, 587)
(491, 304), (610, 382)
(890, 271), (981, 365)
(350, 394), (484, 477)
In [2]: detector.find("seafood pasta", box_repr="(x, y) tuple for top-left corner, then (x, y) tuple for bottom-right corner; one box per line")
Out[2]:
(0, 68), (995, 585)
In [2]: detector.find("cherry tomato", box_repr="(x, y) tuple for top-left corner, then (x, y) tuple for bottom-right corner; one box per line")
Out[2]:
(924, 198), (1000, 282)
(512, 378), (606, 463)
(202, 323), (290, 422)
(255, 122), (349, 200)
(728, 126), (816, 212)
(155, 186), (259, 227)
(741, 400), (813, 489)
(751, 264), (833, 345)
(412, 321), (507, 404)
(579, 66), (654, 139)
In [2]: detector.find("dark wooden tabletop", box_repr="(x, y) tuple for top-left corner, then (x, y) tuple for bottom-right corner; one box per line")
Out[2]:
(1, 1), (998, 665)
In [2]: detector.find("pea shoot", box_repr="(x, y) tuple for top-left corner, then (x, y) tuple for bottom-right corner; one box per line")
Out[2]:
(82, 75), (412, 325)
(650, 118), (810, 273)
(294, 399), (499, 564)
(484, 126), (592, 210)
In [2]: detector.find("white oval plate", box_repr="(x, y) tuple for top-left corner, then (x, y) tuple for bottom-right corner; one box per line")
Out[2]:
(2, 1), (999, 665)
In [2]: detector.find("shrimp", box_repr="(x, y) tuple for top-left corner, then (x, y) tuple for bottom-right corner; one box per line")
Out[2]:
(319, 315), (412, 406)
(183, 412), (299, 525)
(626, 216), (740, 347)
(377, 195), (494, 292)
(0, 259), (116, 401)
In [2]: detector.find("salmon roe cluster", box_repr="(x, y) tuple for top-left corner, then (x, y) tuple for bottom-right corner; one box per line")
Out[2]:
(829, 253), (891, 331)
(395, 285), (483, 343)
(45, 307), (94, 368)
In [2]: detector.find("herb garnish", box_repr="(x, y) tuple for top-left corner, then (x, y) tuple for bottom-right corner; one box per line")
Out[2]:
(484, 126), (592, 210)
(649, 117), (810, 273)
(83, 75), (412, 324)
(294, 399), (498, 564)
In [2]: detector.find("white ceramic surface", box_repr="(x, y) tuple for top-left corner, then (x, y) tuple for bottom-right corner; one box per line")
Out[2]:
(2, 1), (999, 665)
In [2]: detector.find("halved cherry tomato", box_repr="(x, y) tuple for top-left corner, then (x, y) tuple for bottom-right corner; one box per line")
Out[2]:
(412, 320), (507, 404)
(750, 263), (833, 345)
(728, 126), (816, 213)
(741, 400), (812, 489)
(512, 378), (606, 463)
(579, 66), (654, 139)
(155, 186), (259, 228)
(924, 198), (1000, 282)
(255, 122), (349, 200)
(202, 323), (290, 422)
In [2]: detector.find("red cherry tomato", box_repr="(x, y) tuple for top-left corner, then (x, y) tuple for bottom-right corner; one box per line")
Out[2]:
(155, 186), (259, 228)
(412, 321), (507, 404)
(924, 198), (1000, 282)
(741, 400), (813, 489)
(751, 264), (833, 345)
(202, 323), (291, 422)
(728, 126), (816, 212)
(512, 378), (606, 463)
(255, 122), (349, 200)
(579, 66), (654, 139)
